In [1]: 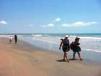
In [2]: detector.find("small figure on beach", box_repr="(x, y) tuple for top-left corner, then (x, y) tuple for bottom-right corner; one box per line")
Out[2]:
(70, 37), (82, 60)
(59, 35), (70, 62)
(9, 35), (13, 44)
(14, 35), (18, 44)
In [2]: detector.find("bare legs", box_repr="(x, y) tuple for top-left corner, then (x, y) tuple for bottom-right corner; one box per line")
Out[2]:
(73, 52), (82, 60)
(77, 52), (82, 60)
(63, 52), (69, 62)
(73, 52), (76, 60)
(9, 39), (12, 44)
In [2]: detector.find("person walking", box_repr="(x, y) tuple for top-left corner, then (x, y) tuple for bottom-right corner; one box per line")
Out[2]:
(9, 35), (13, 44)
(59, 35), (70, 62)
(14, 35), (17, 44)
(70, 37), (82, 60)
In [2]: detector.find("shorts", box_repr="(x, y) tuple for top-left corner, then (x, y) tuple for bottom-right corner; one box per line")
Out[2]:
(62, 46), (69, 52)
(73, 46), (81, 52)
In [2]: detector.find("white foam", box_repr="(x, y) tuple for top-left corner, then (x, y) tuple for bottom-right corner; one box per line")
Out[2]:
(0, 35), (11, 38)
(84, 48), (101, 53)
(68, 35), (101, 40)
(32, 35), (101, 45)
(80, 37), (101, 40)
(31, 36), (101, 53)
(32, 36), (59, 45)
(32, 34), (43, 37)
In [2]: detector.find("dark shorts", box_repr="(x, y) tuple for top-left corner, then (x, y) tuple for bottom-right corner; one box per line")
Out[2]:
(62, 46), (69, 52)
(73, 46), (81, 52)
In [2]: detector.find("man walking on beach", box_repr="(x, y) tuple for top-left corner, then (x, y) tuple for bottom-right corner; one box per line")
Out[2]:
(59, 35), (70, 62)
(14, 35), (18, 44)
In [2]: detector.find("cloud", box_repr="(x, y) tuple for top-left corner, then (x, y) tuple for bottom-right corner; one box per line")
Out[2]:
(41, 17), (61, 28)
(42, 23), (54, 28)
(62, 21), (97, 27)
(72, 21), (97, 26)
(62, 24), (70, 27)
(47, 24), (54, 27)
(0, 20), (7, 25)
(55, 17), (61, 22)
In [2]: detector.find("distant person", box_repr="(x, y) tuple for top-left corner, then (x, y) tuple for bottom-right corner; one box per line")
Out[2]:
(14, 35), (17, 44)
(9, 35), (13, 43)
(59, 35), (70, 62)
(70, 37), (82, 60)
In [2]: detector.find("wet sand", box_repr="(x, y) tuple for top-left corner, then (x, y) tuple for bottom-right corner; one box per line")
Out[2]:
(0, 37), (101, 76)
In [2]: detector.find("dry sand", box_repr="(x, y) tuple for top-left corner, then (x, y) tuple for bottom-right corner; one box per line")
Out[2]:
(0, 37), (101, 76)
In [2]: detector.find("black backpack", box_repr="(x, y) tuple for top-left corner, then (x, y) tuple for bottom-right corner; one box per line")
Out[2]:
(63, 39), (69, 45)
(70, 42), (75, 50)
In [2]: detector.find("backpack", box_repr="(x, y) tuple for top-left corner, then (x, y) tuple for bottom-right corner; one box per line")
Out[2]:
(70, 42), (75, 50)
(63, 39), (69, 45)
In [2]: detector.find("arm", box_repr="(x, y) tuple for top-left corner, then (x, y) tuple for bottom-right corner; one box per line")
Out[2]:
(59, 41), (63, 50)
(68, 40), (70, 49)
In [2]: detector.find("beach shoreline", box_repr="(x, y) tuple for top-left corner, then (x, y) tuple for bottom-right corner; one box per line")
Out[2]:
(0, 37), (101, 76)
(19, 35), (101, 64)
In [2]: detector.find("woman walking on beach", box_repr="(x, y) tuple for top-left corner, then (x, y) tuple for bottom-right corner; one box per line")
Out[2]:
(70, 37), (82, 60)
(59, 35), (70, 62)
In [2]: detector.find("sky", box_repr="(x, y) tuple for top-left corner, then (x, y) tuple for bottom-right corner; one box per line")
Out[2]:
(0, 0), (101, 33)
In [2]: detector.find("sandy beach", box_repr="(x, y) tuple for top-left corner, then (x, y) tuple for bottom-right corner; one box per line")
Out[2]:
(0, 37), (101, 76)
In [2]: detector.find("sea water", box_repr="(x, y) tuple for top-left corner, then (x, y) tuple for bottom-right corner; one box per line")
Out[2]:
(2, 33), (100, 62)
(19, 33), (101, 53)
(18, 33), (101, 63)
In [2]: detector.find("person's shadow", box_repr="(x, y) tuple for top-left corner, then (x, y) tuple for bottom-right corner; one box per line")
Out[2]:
(56, 59), (66, 62)
(56, 58), (80, 62)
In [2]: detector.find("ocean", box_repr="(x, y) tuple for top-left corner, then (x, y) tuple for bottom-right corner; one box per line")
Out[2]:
(18, 33), (101, 53)
(1, 33), (101, 62)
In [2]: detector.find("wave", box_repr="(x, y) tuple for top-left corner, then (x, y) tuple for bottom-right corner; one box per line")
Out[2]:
(32, 36), (101, 53)
(1, 34), (101, 54)
(32, 36), (59, 44)
(32, 34), (43, 37)
(32, 34), (101, 40)
(0, 35), (13, 38)
(83, 48), (101, 53)
(31, 35), (101, 45)
(66, 36), (101, 40)
(79, 37), (101, 40)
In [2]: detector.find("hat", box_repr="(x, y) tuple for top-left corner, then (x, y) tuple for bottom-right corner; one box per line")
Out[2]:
(75, 37), (80, 40)
(65, 35), (69, 37)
